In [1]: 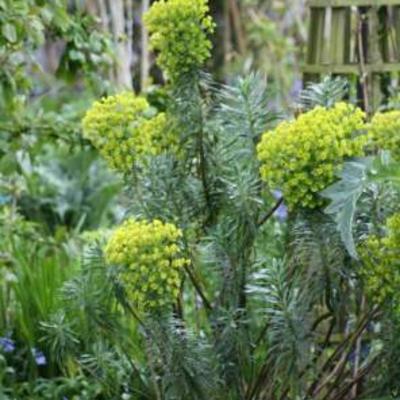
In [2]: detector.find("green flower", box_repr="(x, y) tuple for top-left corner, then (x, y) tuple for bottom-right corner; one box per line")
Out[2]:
(257, 103), (367, 209)
(104, 218), (188, 310)
(368, 111), (400, 160)
(144, 0), (215, 81)
(82, 92), (176, 172)
(360, 213), (400, 304)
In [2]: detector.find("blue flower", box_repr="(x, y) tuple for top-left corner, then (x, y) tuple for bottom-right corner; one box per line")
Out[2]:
(290, 78), (303, 101)
(273, 190), (288, 221)
(275, 203), (288, 220)
(0, 337), (15, 353)
(32, 348), (47, 366)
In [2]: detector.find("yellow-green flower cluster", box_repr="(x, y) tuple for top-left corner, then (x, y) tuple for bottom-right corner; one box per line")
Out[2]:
(257, 103), (367, 209)
(360, 213), (400, 304)
(82, 92), (175, 172)
(144, 0), (215, 80)
(104, 218), (188, 310)
(368, 111), (400, 159)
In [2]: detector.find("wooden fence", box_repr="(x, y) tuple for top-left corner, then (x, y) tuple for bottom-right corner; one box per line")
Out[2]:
(304, 0), (400, 111)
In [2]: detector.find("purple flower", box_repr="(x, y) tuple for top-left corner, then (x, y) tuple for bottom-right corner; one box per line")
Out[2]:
(272, 190), (288, 221)
(0, 337), (15, 353)
(32, 348), (47, 366)
(290, 78), (303, 101)
(275, 203), (288, 220)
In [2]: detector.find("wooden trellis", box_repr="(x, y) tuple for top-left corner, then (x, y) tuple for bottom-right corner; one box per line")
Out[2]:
(304, 0), (400, 111)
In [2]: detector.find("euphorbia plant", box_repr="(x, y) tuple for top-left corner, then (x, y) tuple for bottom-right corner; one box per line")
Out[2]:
(81, 1), (400, 399)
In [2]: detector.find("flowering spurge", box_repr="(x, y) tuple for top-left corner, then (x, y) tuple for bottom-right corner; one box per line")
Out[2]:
(257, 102), (367, 209)
(82, 92), (176, 173)
(104, 219), (188, 310)
(368, 110), (400, 160)
(360, 213), (400, 305)
(144, 0), (215, 81)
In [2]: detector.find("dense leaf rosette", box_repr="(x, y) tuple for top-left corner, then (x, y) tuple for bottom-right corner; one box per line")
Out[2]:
(257, 102), (367, 209)
(82, 92), (175, 172)
(144, 0), (215, 80)
(104, 219), (188, 310)
(368, 111), (400, 160)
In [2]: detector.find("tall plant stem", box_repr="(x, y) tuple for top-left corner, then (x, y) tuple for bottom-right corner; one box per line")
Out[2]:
(351, 295), (366, 399)
(257, 197), (284, 227)
(192, 78), (213, 225)
(198, 125), (212, 219)
(184, 264), (213, 312)
(145, 336), (162, 400)
(305, 306), (379, 399)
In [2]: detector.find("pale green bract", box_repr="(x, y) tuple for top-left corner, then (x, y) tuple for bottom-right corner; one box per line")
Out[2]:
(104, 219), (188, 310)
(257, 102), (367, 209)
(360, 213), (400, 304)
(144, 0), (215, 81)
(82, 92), (177, 172)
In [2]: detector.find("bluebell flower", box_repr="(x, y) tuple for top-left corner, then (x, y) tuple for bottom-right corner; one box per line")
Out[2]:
(273, 190), (288, 221)
(0, 337), (15, 353)
(32, 348), (47, 366)
(290, 78), (303, 101)
(275, 203), (288, 220)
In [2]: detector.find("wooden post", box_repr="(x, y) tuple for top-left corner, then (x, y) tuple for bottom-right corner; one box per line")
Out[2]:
(367, 7), (384, 111)
(141, 0), (150, 90)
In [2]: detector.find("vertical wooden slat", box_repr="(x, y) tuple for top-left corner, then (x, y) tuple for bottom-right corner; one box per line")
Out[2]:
(323, 7), (332, 63)
(379, 7), (391, 62)
(394, 6), (400, 59)
(349, 8), (358, 65)
(394, 6), (400, 83)
(141, 0), (150, 90)
(367, 7), (384, 111)
(330, 7), (352, 64)
(307, 8), (326, 64)
(305, 7), (326, 82)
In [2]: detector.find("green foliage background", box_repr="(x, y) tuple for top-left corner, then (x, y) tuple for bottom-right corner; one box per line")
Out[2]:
(1, 1), (400, 400)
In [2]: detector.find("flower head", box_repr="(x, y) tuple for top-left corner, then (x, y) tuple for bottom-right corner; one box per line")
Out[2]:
(82, 92), (176, 172)
(144, 0), (215, 81)
(104, 219), (188, 310)
(0, 337), (15, 353)
(257, 103), (366, 209)
(32, 348), (46, 366)
(368, 110), (400, 160)
(360, 213), (400, 304)
(273, 190), (287, 220)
